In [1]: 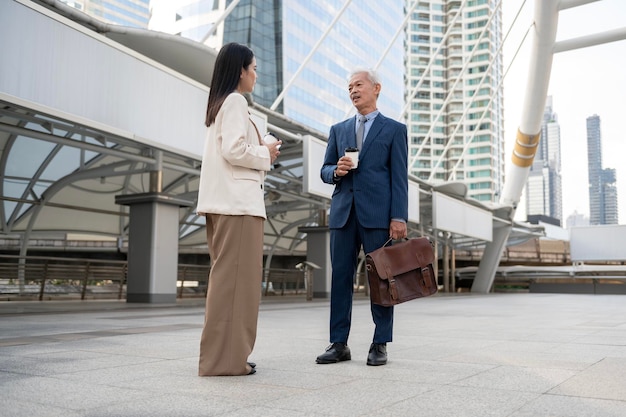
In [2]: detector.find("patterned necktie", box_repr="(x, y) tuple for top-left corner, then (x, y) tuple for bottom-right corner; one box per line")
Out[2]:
(356, 115), (367, 150)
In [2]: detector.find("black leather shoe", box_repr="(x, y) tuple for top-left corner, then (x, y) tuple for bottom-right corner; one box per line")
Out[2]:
(316, 342), (351, 364)
(247, 367), (256, 375)
(367, 343), (387, 366)
(247, 362), (256, 369)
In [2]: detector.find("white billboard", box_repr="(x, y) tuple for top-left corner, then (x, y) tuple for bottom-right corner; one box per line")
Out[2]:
(302, 135), (334, 199)
(432, 192), (492, 241)
(570, 225), (626, 262)
(408, 181), (420, 224)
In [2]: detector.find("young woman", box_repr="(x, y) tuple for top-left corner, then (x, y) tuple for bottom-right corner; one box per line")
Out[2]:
(196, 43), (281, 376)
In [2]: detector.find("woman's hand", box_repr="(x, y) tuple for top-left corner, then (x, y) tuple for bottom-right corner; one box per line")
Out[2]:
(266, 140), (282, 164)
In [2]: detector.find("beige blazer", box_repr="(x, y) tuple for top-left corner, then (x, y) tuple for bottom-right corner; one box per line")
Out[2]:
(196, 93), (271, 218)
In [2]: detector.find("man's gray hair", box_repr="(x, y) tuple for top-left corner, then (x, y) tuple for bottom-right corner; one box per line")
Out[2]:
(348, 67), (381, 85)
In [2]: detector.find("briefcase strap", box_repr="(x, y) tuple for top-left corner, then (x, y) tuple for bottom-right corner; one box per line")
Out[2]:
(421, 266), (433, 290)
(389, 278), (398, 300)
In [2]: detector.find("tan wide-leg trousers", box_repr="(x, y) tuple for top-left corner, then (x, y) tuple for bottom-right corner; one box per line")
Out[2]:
(198, 214), (263, 376)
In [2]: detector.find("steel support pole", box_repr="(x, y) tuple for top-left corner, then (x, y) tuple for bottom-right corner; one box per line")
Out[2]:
(472, 0), (559, 292)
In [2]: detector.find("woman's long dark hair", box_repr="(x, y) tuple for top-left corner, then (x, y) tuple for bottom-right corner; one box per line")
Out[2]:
(205, 43), (255, 127)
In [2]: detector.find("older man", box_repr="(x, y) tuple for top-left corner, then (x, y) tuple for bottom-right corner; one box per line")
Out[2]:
(317, 68), (408, 366)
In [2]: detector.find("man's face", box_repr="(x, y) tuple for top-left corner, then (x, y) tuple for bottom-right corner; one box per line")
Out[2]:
(348, 72), (380, 113)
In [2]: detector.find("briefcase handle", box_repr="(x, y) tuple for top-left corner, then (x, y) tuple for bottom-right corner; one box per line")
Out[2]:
(380, 237), (406, 248)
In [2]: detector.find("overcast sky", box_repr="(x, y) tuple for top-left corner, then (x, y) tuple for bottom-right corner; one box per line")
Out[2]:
(502, 0), (626, 224)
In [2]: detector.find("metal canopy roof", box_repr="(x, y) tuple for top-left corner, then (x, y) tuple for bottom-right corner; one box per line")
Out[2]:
(0, 94), (329, 256)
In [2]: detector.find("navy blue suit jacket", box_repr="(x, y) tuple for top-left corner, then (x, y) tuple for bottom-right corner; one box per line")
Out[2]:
(321, 113), (408, 229)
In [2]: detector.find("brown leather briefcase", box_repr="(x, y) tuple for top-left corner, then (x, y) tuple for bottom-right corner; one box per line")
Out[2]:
(366, 237), (437, 306)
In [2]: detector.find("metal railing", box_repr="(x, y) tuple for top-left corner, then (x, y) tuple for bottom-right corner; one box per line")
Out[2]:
(0, 254), (127, 300)
(0, 255), (309, 301)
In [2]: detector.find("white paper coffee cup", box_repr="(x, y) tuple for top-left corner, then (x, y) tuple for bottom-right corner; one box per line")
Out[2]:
(345, 147), (359, 169)
(264, 133), (281, 149)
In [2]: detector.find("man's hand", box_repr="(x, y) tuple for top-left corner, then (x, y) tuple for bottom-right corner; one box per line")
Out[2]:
(389, 220), (407, 240)
(334, 155), (355, 177)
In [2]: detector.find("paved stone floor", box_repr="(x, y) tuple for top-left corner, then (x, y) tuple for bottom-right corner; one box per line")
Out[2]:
(1, 292), (626, 416)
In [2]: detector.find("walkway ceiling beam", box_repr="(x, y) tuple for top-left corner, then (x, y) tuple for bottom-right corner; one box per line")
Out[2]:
(553, 27), (626, 53)
(0, 122), (154, 164)
(0, 122), (200, 176)
(557, 0), (601, 11)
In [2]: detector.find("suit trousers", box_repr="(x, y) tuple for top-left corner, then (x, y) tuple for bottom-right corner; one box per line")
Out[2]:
(329, 204), (394, 344)
(198, 213), (263, 376)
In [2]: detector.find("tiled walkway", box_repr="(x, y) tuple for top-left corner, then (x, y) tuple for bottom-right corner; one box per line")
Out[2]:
(1, 293), (626, 416)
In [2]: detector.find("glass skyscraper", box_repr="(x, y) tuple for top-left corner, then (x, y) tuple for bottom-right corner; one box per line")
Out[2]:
(587, 114), (602, 224)
(221, 1), (283, 112)
(405, 0), (504, 203)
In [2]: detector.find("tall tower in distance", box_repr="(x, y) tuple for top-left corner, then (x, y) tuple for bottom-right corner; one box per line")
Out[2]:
(587, 114), (602, 225)
(525, 96), (562, 224)
(586, 114), (618, 225)
(405, 0), (505, 203)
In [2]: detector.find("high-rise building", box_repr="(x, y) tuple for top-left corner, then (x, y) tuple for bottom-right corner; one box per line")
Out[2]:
(525, 96), (562, 224)
(586, 114), (618, 225)
(149, 0), (405, 134)
(587, 114), (602, 225)
(59, 0), (150, 28)
(405, 0), (504, 203)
